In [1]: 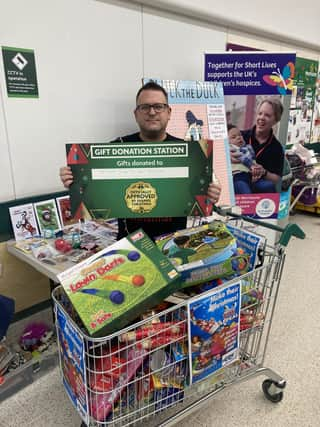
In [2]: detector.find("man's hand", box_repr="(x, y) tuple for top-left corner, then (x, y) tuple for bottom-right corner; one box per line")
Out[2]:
(207, 181), (222, 205)
(59, 166), (73, 189)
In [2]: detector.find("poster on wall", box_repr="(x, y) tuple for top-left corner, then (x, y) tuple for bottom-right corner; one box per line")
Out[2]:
(143, 79), (235, 208)
(1, 46), (39, 98)
(204, 51), (296, 219)
(287, 57), (318, 146)
(310, 65), (320, 143)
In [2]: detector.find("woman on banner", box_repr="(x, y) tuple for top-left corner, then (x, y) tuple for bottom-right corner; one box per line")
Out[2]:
(230, 97), (285, 194)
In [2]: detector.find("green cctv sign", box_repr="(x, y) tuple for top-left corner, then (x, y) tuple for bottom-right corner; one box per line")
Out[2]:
(2, 46), (39, 98)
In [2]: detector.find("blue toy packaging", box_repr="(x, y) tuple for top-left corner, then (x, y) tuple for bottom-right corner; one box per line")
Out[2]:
(155, 221), (251, 288)
(188, 281), (241, 383)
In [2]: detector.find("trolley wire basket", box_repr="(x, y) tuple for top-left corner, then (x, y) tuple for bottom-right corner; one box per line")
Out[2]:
(52, 211), (305, 427)
(286, 150), (320, 212)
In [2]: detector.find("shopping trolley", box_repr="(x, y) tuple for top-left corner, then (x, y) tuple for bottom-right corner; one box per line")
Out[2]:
(52, 210), (305, 427)
(286, 150), (320, 213)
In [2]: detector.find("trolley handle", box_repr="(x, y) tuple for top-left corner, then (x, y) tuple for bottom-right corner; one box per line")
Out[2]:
(214, 206), (305, 247)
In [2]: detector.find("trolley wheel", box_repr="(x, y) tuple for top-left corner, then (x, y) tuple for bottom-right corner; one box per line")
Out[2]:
(262, 379), (284, 403)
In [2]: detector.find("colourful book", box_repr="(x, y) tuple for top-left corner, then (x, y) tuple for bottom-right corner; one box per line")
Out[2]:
(56, 195), (78, 227)
(33, 199), (61, 234)
(9, 203), (39, 241)
(57, 229), (180, 337)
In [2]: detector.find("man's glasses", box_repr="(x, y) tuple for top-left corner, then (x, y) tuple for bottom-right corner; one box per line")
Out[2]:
(136, 103), (168, 113)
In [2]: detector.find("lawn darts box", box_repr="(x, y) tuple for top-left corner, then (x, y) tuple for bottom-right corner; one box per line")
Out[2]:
(155, 221), (250, 288)
(57, 230), (180, 337)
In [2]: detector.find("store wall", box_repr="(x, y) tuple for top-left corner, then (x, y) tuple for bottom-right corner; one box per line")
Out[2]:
(129, 0), (320, 49)
(0, 0), (226, 202)
(1, 0), (320, 203)
(0, 0), (142, 201)
(0, 0), (319, 312)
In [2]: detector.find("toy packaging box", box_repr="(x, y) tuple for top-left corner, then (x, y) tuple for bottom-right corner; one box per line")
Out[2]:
(188, 281), (241, 383)
(225, 223), (265, 272)
(57, 229), (180, 337)
(155, 221), (251, 288)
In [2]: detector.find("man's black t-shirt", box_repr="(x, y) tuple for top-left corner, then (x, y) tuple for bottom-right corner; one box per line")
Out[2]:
(114, 132), (187, 240)
(115, 132), (181, 143)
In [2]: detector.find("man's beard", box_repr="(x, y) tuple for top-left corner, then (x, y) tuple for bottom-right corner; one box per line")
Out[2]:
(142, 127), (165, 139)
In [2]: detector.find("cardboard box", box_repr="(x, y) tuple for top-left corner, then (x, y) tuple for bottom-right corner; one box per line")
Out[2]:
(156, 221), (250, 287)
(58, 229), (180, 336)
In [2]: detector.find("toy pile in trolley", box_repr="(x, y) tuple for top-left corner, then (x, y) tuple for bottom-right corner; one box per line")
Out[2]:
(52, 209), (304, 427)
(286, 143), (320, 214)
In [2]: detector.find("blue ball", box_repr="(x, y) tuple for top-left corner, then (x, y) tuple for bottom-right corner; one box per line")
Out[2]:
(231, 259), (239, 271)
(127, 250), (140, 261)
(109, 290), (124, 304)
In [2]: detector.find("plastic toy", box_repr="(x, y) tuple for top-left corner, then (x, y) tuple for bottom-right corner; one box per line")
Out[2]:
(120, 322), (186, 343)
(240, 310), (265, 331)
(20, 322), (51, 351)
(89, 348), (146, 421)
(71, 233), (81, 249)
(54, 238), (72, 253)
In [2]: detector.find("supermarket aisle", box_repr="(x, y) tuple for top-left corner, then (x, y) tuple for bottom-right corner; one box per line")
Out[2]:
(0, 212), (319, 427)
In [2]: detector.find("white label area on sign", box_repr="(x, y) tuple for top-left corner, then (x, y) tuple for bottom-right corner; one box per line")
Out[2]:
(92, 167), (189, 180)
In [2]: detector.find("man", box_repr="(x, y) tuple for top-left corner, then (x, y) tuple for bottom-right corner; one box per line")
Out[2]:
(60, 82), (221, 239)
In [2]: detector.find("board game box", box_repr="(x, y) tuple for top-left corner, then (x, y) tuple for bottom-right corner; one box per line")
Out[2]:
(57, 229), (180, 337)
(155, 221), (251, 287)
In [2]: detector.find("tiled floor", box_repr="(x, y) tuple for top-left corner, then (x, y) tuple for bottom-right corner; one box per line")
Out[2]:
(1, 212), (319, 426)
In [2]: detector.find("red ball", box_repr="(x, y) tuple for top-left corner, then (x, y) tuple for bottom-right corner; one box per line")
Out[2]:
(55, 238), (66, 251)
(62, 242), (72, 253)
(131, 275), (145, 287)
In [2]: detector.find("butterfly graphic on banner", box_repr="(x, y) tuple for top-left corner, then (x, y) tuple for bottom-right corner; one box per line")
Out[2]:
(263, 62), (295, 94)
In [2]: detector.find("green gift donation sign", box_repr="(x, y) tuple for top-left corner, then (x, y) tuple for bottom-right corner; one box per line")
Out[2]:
(67, 140), (214, 219)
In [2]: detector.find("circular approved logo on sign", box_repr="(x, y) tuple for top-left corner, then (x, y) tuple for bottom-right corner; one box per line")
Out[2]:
(255, 198), (276, 218)
(125, 181), (158, 214)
